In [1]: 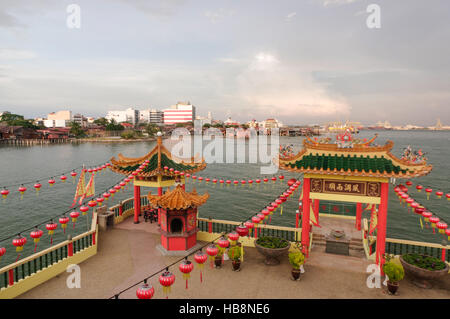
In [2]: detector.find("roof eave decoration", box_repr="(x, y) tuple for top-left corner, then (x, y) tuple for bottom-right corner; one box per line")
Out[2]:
(279, 137), (433, 178)
(109, 136), (206, 177)
(147, 185), (209, 210)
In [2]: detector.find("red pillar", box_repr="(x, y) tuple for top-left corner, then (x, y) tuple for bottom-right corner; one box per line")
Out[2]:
(68, 242), (74, 257)
(119, 203), (123, 216)
(157, 187), (162, 225)
(8, 269), (14, 286)
(356, 203), (362, 231)
(302, 178), (311, 257)
(376, 182), (389, 270)
(134, 185), (141, 224)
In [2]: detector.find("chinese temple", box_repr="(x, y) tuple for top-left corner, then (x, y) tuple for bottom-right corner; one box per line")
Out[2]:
(279, 132), (433, 268)
(109, 133), (206, 224)
(147, 185), (209, 251)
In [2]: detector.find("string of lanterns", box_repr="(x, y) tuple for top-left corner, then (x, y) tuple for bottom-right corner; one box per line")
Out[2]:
(114, 177), (302, 300)
(0, 161), (113, 202)
(181, 173), (286, 188)
(394, 183), (449, 240)
(0, 160), (151, 263)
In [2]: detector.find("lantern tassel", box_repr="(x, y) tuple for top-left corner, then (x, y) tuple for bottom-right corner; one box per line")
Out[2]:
(200, 271), (203, 283)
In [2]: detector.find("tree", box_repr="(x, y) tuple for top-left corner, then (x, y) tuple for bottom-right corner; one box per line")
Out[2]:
(93, 117), (109, 127)
(68, 121), (86, 138)
(105, 118), (124, 131)
(203, 123), (211, 128)
(0, 112), (38, 129)
(145, 123), (159, 137)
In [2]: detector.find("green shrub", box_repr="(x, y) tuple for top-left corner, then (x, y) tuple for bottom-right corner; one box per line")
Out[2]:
(256, 236), (289, 249)
(288, 251), (305, 269)
(228, 246), (241, 261)
(383, 261), (404, 283)
(402, 253), (446, 271)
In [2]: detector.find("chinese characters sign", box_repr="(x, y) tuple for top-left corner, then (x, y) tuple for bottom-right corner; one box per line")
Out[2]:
(310, 178), (381, 197)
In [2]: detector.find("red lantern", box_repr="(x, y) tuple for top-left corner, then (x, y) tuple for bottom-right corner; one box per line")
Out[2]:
(30, 229), (43, 252)
(0, 247), (5, 262)
(60, 175), (67, 183)
(429, 216), (440, 233)
(236, 225), (249, 237)
(119, 181), (126, 189)
(228, 231), (239, 243)
(271, 177), (277, 183)
(241, 180), (246, 185)
(46, 222), (58, 244)
(436, 222), (448, 235)
(34, 183), (42, 196)
(406, 198), (414, 211)
(194, 251), (208, 282)
(422, 211), (432, 223)
(218, 237), (230, 249)
(48, 178), (56, 187)
(12, 235), (27, 261)
(80, 206), (89, 216)
(136, 283), (155, 299)
(446, 228), (450, 241)
(70, 211), (80, 228)
(1, 188), (9, 200)
(186, 173), (191, 178)
(251, 215), (261, 225)
(192, 175), (197, 181)
(446, 193), (450, 201)
(425, 188), (432, 200)
(103, 192), (111, 201)
(179, 260), (194, 289)
(59, 216), (70, 234)
(198, 176), (204, 182)
(159, 271), (175, 298)
(96, 197), (104, 206)
(109, 188), (116, 197)
(257, 213), (265, 222)
(416, 185), (423, 192)
(278, 175), (284, 182)
(405, 180), (413, 187)
(435, 191), (443, 199)
(226, 180), (231, 185)
(255, 179), (261, 184)
(248, 180), (253, 185)
(17, 185), (27, 200)
(212, 179), (217, 184)
(206, 244), (219, 268)
(106, 163), (111, 167)
(263, 178), (269, 183)
(288, 178), (297, 186)
(205, 178), (210, 183)
(233, 180), (239, 186)
(261, 209), (270, 219)
(88, 200), (97, 208)
(219, 179), (224, 185)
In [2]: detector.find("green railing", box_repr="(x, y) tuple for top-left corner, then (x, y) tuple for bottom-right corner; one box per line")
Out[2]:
(385, 238), (449, 263)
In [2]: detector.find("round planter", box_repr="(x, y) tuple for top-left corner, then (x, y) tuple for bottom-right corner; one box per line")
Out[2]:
(254, 238), (291, 266)
(386, 281), (399, 295)
(232, 260), (241, 271)
(214, 256), (222, 268)
(291, 268), (301, 281)
(399, 255), (449, 289)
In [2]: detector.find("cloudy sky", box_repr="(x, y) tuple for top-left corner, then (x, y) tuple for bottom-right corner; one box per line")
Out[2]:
(0, 0), (449, 125)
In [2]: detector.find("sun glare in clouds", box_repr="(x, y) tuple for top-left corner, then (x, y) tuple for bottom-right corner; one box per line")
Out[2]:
(236, 53), (351, 120)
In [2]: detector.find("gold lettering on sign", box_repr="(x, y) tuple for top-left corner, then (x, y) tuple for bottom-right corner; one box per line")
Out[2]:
(310, 178), (381, 197)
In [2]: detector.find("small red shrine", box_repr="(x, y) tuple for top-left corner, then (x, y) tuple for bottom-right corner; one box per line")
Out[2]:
(147, 185), (209, 251)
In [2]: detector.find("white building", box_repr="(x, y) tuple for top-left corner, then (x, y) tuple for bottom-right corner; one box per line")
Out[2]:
(106, 108), (139, 125)
(139, 109), (164, 124)
(163, 102), (196, 124)
(43, 119), (69, 128)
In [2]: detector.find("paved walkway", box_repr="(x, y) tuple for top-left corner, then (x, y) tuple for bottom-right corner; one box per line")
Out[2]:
(18, 217), (450, 299)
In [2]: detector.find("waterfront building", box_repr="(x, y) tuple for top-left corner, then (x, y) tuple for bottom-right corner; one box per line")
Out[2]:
(224, 117), (240, 126)
(163, 102), (196, 124)
(45, 110), (72, 128)
(106, 108), (139, 125)
(260, 118), (283, 129)
(73, 113), (88, 127)
(139, 109), (164, 124)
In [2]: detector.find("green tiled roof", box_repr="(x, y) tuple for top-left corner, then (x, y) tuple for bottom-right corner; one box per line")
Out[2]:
(287, 154), (409, 174)
(118, 153), (199, 173)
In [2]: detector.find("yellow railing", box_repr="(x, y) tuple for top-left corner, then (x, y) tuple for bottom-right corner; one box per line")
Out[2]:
(0, 212), (99, 299)
(196, 217), (302, 249)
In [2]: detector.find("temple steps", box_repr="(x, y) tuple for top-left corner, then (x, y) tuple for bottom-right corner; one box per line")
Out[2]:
(311, 233), (364, 252)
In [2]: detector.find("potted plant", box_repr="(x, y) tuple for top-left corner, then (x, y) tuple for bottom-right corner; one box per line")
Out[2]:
(228, 245), (242, 271)
(214, 244), (226, 268)
(382, 257), (404, 295)
(254, 236), (291, 265)
(288, 251), (305, 280)
(399, 253), (449, 289)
